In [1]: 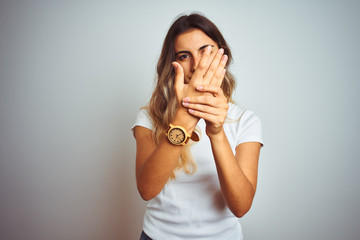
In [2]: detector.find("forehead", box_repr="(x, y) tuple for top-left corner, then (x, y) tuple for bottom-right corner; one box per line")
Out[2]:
(174, 29), (217, 50)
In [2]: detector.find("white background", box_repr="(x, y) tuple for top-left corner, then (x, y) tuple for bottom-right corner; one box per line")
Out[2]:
(1, 0), (359, 239)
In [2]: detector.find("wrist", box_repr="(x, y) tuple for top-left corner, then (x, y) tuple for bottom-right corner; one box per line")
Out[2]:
(173, 107), (199, 133)
(207, 127), (226, 143)
(166, 122), (200, 146)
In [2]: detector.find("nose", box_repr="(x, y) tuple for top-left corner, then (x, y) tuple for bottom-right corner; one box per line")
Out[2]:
(191, 55), (201, 73)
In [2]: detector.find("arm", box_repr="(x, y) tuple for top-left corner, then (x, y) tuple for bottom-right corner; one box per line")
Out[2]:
(182, 86), (262, 217)
(135, 46), (224, 200)
(134, 109), (195, 201)
(210, 134), (261, 217)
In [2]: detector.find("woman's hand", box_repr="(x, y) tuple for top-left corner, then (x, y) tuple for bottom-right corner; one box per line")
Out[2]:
(172, 61), (199, 131)
(182, 85), (229, 137)
(173, 45), (228, 101)
(171, 46), (221, 126)
(178, 46), (228, 137)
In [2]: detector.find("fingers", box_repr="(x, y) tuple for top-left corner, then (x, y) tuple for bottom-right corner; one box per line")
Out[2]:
(172, 61), (184, 91)
(182, 86), (229, 129)
(183, 95), (228, 110)
(195, 84), (224, 97)
(189, 46), (228, 88)
(211, 55), (227, 87)
(183, 101), (224, 115)
(190, 45), (213, 84)
(184, 100), (228, 129)
(203, 48), (227, 86)
(182, 86), (228, 110)
(172, 61), (185, 103)
(187, 109), (226, 128)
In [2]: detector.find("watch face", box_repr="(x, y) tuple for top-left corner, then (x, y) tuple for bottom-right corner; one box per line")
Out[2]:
(168, 127), (186, 145)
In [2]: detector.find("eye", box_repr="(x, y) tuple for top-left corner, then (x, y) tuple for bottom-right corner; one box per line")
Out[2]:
(177, 54), (191, 61)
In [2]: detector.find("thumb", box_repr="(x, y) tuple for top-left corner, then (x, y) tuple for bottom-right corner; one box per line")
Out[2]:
(172, 61), (184, 91)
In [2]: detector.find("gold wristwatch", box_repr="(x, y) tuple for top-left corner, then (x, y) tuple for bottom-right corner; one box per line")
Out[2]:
(165, 124), (199, 146)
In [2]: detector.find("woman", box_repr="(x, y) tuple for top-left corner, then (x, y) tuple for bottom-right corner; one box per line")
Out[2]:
(132, 13), (263, 240)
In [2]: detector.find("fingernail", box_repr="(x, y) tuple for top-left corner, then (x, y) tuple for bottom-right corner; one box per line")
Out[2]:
(182, 101), (189, 106)
(183, 97), (190, 102)
(172, 62), (177, 69)
(207, 45), (212, 52)
(189, 109), (194, 113)
(219, 48), (224, 54)
(222, 55), (228, 62)
(196, 85), (203, 90)
(222, 69), (226, 75)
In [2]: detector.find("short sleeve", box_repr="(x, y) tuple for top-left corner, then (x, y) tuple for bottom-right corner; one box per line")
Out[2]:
(131, 108), (154, 138)
(236, 110), (263, 146)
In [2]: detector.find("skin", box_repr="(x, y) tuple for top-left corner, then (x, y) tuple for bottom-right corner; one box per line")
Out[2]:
(134, 28), (262, 218)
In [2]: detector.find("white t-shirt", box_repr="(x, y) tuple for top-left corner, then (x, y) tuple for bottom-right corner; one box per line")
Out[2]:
(132, 103), (263, 240)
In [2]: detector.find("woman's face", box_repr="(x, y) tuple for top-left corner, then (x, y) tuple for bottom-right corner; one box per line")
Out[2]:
(174, 28), (218, 83)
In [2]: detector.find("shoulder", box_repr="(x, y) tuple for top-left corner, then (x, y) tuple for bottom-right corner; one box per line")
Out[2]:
(227, 103), (261, 124)
(136, 108), (151, 121)
(131, 107), (154, 136)
(225, 103), (263, 146)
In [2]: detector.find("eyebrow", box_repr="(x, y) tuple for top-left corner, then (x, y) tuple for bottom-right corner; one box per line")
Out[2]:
(175, 44), (215, 56)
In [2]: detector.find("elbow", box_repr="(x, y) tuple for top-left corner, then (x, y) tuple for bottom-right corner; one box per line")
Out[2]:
(136, 172), (164, 201)
(230, 201), (253, 218)
(232, 208), (250, 218)
(137, 184), (158, 201)
(139, 191), (155, 201)
(231, 188), (256, 218)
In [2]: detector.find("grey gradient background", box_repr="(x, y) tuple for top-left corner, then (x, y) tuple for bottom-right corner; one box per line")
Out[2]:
(1, 0), (359, 239)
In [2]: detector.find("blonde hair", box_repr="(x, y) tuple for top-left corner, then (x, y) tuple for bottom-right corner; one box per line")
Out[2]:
(146, 13), (236, 179)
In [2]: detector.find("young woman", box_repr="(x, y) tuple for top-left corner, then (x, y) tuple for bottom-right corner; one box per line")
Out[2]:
(132, 13), (263, 240)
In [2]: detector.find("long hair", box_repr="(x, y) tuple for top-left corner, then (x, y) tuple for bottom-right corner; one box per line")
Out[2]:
(147, 13), (236, 179)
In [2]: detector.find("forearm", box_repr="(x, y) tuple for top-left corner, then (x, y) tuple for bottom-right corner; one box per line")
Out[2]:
(209, 130), (256, 217)
(137, 136), (184, 200)
(136, 108), (198, 200)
